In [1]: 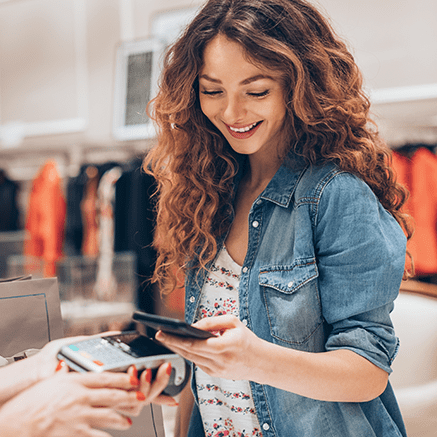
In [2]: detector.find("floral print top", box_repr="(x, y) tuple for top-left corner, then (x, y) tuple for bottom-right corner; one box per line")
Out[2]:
(195, 246), (263, 437)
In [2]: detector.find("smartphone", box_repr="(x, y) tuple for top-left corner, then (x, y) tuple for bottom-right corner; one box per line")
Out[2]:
(133, 311), (216, 339)
(57, 331), (189, 396)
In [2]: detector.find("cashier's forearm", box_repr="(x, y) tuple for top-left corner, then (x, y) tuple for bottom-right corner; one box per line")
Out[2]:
(0, 355), (44, 405)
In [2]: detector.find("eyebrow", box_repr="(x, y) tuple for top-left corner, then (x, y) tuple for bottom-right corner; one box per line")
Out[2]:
(199, 73), (275, 85)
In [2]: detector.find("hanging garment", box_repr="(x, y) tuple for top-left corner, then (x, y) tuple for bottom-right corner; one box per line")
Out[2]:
(0, 169), (21, 231)
(80, 166), (99, 257)
(64, 166), (87, 256)
(392, 148), (437, 275)
(24, 161), (66, 277)
(114, 159), (158, 312)
(94, 166), (122, 300)
(64, 162), (119, 256)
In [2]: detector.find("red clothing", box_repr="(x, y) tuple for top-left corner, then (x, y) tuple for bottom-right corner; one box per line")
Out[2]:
(24, 161), (66, 277)
(392, 148), (437, 275)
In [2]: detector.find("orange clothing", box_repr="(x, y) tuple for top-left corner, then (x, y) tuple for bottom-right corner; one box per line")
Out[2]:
(24, 160), (66, 277)
(392, 148), (437, 275)
(80, 167), (99, 257)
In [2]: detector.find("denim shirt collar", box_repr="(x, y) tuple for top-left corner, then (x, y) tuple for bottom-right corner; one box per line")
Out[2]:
(260, 162), (308, 208)
(234, 152), (309, 208)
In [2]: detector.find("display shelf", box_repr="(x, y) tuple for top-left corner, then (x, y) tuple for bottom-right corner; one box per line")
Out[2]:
(400, 279), (437, 299)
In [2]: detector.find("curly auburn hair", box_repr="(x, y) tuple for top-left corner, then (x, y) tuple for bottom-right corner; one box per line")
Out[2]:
(144, 0), (413, 294)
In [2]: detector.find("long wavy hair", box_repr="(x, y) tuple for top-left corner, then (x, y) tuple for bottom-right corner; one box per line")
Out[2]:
(144, 0), (413, 294)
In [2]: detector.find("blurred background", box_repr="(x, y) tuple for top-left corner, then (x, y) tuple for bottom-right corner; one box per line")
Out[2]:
(0, 1), (436, 435)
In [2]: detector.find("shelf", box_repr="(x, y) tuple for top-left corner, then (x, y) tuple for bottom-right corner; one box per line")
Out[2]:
(400, 279), (437, 299)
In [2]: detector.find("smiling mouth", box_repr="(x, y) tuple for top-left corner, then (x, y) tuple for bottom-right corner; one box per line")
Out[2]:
(225, 121), (263, 138)
(228, 121), (262, 133)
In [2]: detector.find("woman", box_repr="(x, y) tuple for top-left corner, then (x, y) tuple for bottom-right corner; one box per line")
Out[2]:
(145, 0), (412, 435)
(0, 335), (175, 436)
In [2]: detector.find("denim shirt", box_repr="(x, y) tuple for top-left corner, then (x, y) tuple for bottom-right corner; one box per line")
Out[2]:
(184, 161), (407, 437)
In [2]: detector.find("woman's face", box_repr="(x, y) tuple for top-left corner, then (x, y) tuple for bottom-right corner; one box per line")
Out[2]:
(199, 35), (288, 160)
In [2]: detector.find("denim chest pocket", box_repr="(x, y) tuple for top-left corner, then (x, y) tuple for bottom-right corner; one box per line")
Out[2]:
(259, 260), (323, 345)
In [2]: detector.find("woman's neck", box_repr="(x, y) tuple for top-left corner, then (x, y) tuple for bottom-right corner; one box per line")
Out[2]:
(243, 153), (283, 193)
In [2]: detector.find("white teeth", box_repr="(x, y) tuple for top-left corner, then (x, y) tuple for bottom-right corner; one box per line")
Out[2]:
(229, 122), (259, 133)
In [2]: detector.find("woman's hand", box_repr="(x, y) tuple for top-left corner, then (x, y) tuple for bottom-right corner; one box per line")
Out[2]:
(0, 362), (174, 437)
(155, 314), (261, 381)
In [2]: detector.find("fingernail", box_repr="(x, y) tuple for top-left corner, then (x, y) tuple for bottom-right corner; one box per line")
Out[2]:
(145, 368), (152, 384)
(130, 366), (139, 386)
(136, 391), (146, 401)
(166, 363), (172, 375)
(55, 360), (65, 372)
(126, 417), (132, 426)
(130, 375), (140, 386)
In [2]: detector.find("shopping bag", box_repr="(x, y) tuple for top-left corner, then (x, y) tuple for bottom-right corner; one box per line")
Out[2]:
(0, 275), (63, 358)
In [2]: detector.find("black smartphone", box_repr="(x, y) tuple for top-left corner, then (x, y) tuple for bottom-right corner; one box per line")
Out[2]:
(133, 311), (216, 339)
(57, 331), (189, 396)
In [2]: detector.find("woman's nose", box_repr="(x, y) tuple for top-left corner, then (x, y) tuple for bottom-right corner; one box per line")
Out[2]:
(223, 95), (246, 123)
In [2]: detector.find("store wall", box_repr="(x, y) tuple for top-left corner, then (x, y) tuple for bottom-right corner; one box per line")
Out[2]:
(0, 0), (203, 154)
(0, 0), (436, 178)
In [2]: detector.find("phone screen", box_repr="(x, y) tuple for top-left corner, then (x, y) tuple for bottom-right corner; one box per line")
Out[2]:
(104, 332), (171, 357)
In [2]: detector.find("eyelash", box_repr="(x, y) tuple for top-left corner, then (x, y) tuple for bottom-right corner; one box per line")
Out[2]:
(201, 90), (222, 96)
(200, 90), (270, 98)
(248, 90), (270, 97)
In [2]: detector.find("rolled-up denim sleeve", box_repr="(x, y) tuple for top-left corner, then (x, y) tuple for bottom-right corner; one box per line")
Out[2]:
(314, 172), (406, 373)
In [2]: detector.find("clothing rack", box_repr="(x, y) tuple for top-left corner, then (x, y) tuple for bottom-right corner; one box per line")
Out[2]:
(394, 142), (437, 157)
(0, 141), (153, 182)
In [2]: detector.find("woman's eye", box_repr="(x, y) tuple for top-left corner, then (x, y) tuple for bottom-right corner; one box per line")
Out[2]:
(201, 90), (222, 96)
(248, 90), (270, 97)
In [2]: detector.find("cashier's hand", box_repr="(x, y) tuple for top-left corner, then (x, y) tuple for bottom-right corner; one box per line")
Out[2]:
(0, 366), (172, 437)
(130, 362), (179, 408)
(155, 314), (261, 381)
(0, 332), (177, 410)
(0, 334), (106, 407)
(45, 334), (178, 408)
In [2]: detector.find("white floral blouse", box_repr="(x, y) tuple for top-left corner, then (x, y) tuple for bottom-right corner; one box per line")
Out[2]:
(195, 246), (263, 437)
